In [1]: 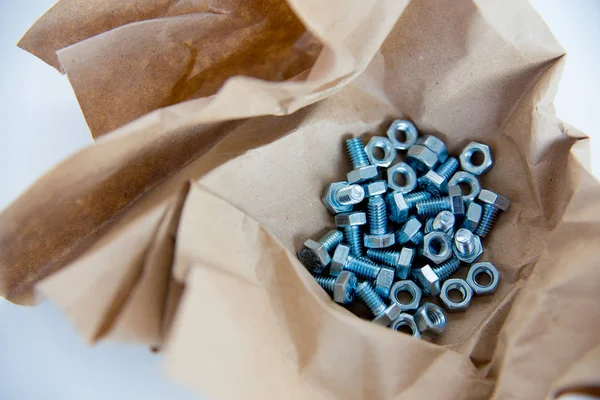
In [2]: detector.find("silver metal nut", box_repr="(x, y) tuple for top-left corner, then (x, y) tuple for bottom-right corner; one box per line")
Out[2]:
(460, 141), (493, 176)
(448, 185), (466, 220)
(395, 217), (422, 245)
(422, 231), (453, 265)
(418, 170), (448, 195)
(387, 162), (417, 193)
(365, 137), (397, 168)
(375, 267), (396, 298)
(333, 271), (358, 304)
(448, 171), (481, 203)
(373, 303), (402, 326)
(412, 264), (441, 296)
(364, 232), (396, 249)
(321, 182), (363, 214)
(396, 247), (415, 279)
(297, 239), (331, 273)
(390, 314), (421, 338)
(362, 180), (388, 198)
(389, 280), (422, 312)
(466, 262), (500, 296)
(478, 189), (511, 211)
(440, 278), (473, 312)
(335, 212), (367, 227)
(347, 165), (379, 184)
(461, 202), (482, 232)
(417, 135), (448, 163)
(386, 191), (410, 223)
(406, 145), (439, 173)
(413, 302), (447, 336)
(453, 232), (483, 264)
(386, 120), (419, 150)
(330, 244), (350, 276)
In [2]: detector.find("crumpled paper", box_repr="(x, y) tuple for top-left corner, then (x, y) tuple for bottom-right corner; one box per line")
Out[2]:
(3, 0), (599, 398)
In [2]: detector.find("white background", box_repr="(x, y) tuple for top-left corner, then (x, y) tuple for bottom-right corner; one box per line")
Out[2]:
(0, 1), (599, 399)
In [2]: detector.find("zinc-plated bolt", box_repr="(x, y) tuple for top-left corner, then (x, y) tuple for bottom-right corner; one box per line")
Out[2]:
(356, 281), (401, 326)
(418, 157), (460, 194)
(344, 255), (382, 279)
(411, 257), (461, 296)
(366, 247), (415, 279)
(322, 182), (365, 214)
(297, 230), (344, 273)
(335, 185), (365, 206)
(364, 196), (395, 248)
(335, 212), (366, 257)
(416, 186), (464, 219)
(387, 190), (433, 223)
(453, 228), (483, 264)
(475, 189), (511, 238)
(346, 138), (378, 183)
(432, 256), (461, 281)
(314, 271), (358, 304)
(436, 157), (460, 180)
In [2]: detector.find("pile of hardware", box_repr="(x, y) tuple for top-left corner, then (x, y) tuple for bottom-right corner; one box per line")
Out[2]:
(297, 120), (509, 338)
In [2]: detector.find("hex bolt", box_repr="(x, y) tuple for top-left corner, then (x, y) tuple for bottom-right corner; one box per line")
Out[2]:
(346, 138), (378, 184)
(455, 229), (476, 254)
(314, 271), (358, 304)
(411, 257), (461, 296)
(416, 185), (464, 219)
(355, 281), (401, 326)
(431, 256), (461, 281)
(297, 230), (344, 273)
(475, 189), (511, 238)
(336, 185), (365, 206)
(366, 248), (414, 280)
(322, 182), (365, 214)
(387, 190), (432, 224)
(335, 212), (367, 257)
(436, 157), (459, 181)
(344, 256), (382, 280)
(452, 228), (483, 264)
(364, 196), (395, 248)
(418, 157), (459, 194)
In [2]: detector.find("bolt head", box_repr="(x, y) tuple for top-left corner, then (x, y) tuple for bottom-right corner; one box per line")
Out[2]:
(375, 267), (396, 298)
(333, 271), (358, 304)
(460, 142), (493, 176)
(335, 212), (367, 227)
(386, 120), (419, 150)
(406, 145), (439, 173)
(297, 239), (330, 273)
(413, 302), (447, 336)
(364, 233), (396, 249)
(321, 182), (357, 214)
(418, 170), (448, 195)
(373, 303), (402, 326)
(412, 264), (441, 296)
(362, 180), (388, 198)
(417, 135), (449, 163)
(466, 262), (500, 296)
(395, 217), (422, 245)
(389, 280), (422, 312)
(448, 185), (466, 220)
(330, 244), (351, 276)
(396, 247), (415, 279)
(422, 231), (453, 265)
(440, 278), (473, 312)
(365, 137), (397, 168)
(462, 202), (482, 232)
(386, 192), (410, 223)
(478, 189), (510, 211)
(347, 165), (378, 184)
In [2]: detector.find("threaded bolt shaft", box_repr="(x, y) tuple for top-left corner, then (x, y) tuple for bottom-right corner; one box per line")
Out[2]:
(345, 255), (381, 279)
(344, 225), (364, 257)
(318, 230), (344, 253)
(475, 204), (499, 238)
(435, 157), (459, 181)
(454, 229), (476, 255)
(366, 249), (400, 268)
(335, 184), (365, 206)
(356, 281), (387, 316)
(345, 137), (370, 169)
(405, 191), (432, 209)
(314, 275), (336, 293)
(416, 197), (452, 218)
(412, 231), (424, 245)
(367, 195), (388, 235)
(425, 218), (434, 233)
(432, 256), (460, 281)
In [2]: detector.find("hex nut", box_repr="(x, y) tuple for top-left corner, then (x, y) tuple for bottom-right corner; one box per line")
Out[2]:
(406, 145), (439, 173)
(387, 162), (417, 193)
(365, 137), (397, 168)
(375, 267), (396, 298)
(373, 303), (402, 326)
(453, 232), (484, 264)
(335, 212), (367, 227)
(389, 280), (422, 312)
(418, 170), (448, 195)
(330, 244), (350, 276)
(461, 202), (482, 232)
(396, 247), (415, 279)
(422, 231), (453, 265)
(333, 271), (358, 304)
(362, 180), (388, 198)
(412, 264), (441, 296)
(386, 120), (419, 150)
(297, 239), (331, 273)
(460, 142), (493, 176)
(386, 192), (410, 223)
(396, 217), (422, 245)
(448, 185), (466, 221)
(417, 135), (449, 163)
(478, 189), (511, 211)
(413, 302), (447, 336)
(466, 262), (500, 296)
(390, 314), (421, 338)
(440, 278), (473, 312)
(364, 232), (396, 249)
(347, 165), (379, 184)
(448, 171), (481, 203)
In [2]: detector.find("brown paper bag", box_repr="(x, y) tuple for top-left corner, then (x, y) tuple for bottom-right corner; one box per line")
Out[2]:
(4, 0), (599, 398)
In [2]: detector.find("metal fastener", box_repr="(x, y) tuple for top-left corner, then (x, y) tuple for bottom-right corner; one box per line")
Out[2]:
(335, 212), (366, 257)
(417, 135), (449, 164)
(364, 196), (395, 249)
(422, 231), (453, 265)
(386, 190), (432, 223)
(453, 228), (483, 264)
(411, 257), (461, 296)
(386, 120), (419, 150)
(321, 181), (365, 214)
(466, 262), (500, 295)
(355, 281), (401, 326)
(366, 247), (415, 279)
(387, 162), (418, 193)
(448, 171), (481, 203)
(416, 185), (465, 220)
(396, 216), (423, 246)
(461, 202), (482, 232)
(365, 137), (397, 167)
(432, 210), (455, 236)
(390, 314), (421, 338)
(413, 303), (447, 336)
(362, 180), (388, 198)
(460, 142), (493, 176)
(389, 280), (422, 312)
(439, 278), (473, 312)
(475, 189), (510, 238)
(406, 144), (439, 173)
(314, 271), (358, 304)
(418, 157), (459, 195)
(345, 137), (378, 184)
(297, 230), (344, 273)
